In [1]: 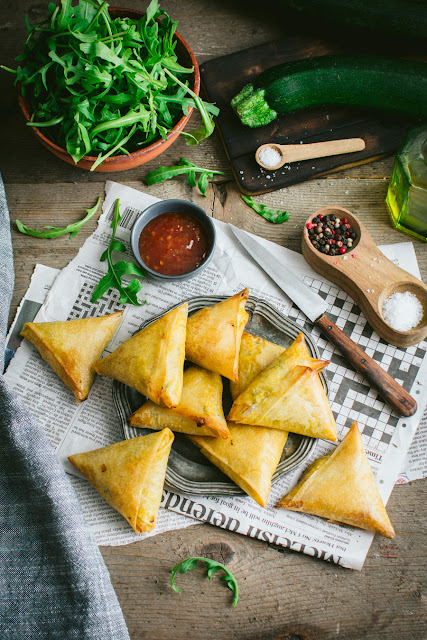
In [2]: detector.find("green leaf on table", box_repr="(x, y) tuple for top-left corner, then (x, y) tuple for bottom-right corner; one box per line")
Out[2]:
(170, 557), (238, 607)
(16, 196), (101, 239)
(144, 157), (225, 196)
(241, 194), (289, 224)
(91, 198), (146, 306)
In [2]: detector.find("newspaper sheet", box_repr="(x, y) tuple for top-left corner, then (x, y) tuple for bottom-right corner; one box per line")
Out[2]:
(398, 411), (427, 483)
(5, 180), (427, 569)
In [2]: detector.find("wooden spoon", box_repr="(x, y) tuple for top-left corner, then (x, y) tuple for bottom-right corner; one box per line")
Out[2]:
(256, 138), (366, 170)
(302, 206), (427, 349)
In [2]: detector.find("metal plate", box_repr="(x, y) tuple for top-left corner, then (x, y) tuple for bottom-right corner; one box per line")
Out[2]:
(114, 295), (324, 496)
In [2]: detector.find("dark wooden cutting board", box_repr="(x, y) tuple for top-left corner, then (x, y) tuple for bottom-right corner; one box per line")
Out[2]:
(200, 38), (418, 195)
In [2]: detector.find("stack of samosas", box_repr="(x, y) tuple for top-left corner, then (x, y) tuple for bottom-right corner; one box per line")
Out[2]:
(21, 287), (394, 538)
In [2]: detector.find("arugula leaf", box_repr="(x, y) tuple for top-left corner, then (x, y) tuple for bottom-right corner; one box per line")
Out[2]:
(91, 122), (137, 171)
(181, 95), (215, 146)
(241, 195), (289, 224)
(171, 556), (238, 607)
(144, 157), (225, 196)
(0, 65), (17, 75)
(91, 199), (146, 305)
(164, 70), (217, 145)
(5, 0), (218, 170)
(16, 196), (101, 239)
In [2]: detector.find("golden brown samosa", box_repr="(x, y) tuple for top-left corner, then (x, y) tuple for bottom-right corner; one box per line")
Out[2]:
(68, 429), (174, 533)
(185, 289), (249, 382)
(198, 332), (326, 504)
(129, 365), (229, 439)
(230, 331), (327, 400)
(276, 422), (395, 538)
(227, 334), (336, 441)
(20, 311), (123, 403)
(189, 422), (288, 507)
(94, 303), (187, 408)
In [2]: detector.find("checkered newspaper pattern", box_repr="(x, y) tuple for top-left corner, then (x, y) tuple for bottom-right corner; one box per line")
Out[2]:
(4, 181), (427, 569)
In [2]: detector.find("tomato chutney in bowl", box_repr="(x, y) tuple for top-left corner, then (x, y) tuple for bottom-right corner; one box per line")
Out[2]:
(130, 199), (216, 281)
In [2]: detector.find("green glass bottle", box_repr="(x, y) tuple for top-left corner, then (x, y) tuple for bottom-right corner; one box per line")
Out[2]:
(386, 126), (427, 243)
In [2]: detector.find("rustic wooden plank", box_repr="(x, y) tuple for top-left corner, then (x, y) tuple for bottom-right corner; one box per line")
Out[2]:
(6, 174), (426, 333)
(6, 172), (426, 318)
(2, 1), (420, 186)
(2, 1), (427, 639)
(100, 479), (427, 640)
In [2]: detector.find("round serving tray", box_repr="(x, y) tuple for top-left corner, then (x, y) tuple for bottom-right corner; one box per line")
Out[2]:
(114, 295), (324, 496)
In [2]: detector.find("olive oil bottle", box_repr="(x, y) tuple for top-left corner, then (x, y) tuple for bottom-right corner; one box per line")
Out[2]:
(386, 126), (427, 243)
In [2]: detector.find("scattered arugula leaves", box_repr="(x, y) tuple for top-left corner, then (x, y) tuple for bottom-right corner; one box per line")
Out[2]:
(241, 195), (289, 223)
(16, 197), (101, 239)
(145, 157), (225, 196)
(4, 0), (218, 169)
(171, 556), (238, 607)
(91, 199), (146, 305)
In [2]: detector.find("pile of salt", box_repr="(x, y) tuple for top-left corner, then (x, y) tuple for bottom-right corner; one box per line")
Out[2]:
(382, 291), (423, 331)
(259, 146), (282, 168)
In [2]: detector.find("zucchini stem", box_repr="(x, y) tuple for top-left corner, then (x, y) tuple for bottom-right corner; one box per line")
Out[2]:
(231, 84), (277, 128)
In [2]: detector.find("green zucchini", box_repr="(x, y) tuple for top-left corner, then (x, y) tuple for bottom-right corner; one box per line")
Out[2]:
(231, 56), (427, 128)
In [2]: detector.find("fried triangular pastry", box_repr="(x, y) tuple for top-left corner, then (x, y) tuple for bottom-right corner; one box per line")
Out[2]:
(94, 303), (187, 408)
(185, 288), (249, 382)
(229, 365), (337, 440)
(130, 365), (229, 439)
(276, 422), (395, 538)
(69, 429), (174, 533)
(227, 334), (336, 441)
(20, 311), (123, 403)
(189, 422), (288, 507)
(230, 332), (327, 400)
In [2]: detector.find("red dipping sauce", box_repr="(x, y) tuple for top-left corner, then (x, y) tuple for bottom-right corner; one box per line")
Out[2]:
(138, 212), (210, 276)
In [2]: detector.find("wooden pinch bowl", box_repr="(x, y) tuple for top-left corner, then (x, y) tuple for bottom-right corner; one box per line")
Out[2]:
(18, 7), (200, 172)
(302, 206), (427, 348)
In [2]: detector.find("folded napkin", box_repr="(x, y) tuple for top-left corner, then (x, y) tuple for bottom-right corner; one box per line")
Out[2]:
(0, 176), (130, 639)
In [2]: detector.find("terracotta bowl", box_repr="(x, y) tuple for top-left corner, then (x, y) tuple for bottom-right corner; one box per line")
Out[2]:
(18, 7), (200, 172)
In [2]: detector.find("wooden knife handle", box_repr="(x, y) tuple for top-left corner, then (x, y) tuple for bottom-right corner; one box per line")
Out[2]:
(316, 315), (417, 417)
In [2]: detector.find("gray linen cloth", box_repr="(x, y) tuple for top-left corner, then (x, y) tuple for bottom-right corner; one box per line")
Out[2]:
(0, 175), (130, 639)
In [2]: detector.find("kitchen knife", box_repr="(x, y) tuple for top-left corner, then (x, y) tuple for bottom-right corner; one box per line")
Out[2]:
(229, 224), (417, 417)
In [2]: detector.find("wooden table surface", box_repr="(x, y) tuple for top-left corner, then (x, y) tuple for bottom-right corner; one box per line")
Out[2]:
(1, 2), (426, 639)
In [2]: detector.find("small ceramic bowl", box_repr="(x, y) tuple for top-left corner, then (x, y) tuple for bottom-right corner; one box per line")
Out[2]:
(130, 199), (216, 282)
(18, 7), (200, 172)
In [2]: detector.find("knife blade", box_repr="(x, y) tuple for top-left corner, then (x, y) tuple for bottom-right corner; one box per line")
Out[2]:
(230, 225), (327, 322)
(229, 224), (417, 417)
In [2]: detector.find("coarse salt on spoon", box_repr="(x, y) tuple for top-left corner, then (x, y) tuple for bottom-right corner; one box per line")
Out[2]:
(256, 138), (366, 170)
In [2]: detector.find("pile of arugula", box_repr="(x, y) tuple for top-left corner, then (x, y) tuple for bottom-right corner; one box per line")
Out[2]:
(3, 0), (218, 169)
